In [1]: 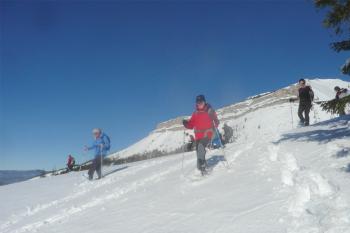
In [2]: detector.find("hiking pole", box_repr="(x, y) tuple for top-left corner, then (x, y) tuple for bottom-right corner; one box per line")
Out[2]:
(100, 144), (103, 178)
(289, 102), (294, 129)
(181, 130), (186, 176)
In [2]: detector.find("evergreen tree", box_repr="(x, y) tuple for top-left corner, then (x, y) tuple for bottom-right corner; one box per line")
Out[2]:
(314, 0), (350, 73)
(320, 95), (350, 115)
(314, 0), (350, 114)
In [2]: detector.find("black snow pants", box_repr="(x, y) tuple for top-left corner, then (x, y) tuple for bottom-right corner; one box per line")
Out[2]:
(298, 103), (312, 126)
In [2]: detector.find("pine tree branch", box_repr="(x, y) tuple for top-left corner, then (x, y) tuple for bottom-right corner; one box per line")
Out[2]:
(320, 95), (350, 115)
(331, 40), (350, 52)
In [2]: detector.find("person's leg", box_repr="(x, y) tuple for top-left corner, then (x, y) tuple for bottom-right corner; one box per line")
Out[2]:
(196, 138), (209, 171)
(298, 104), (305, 123)
(304, 104), (311, 126)
(88, 158), (97, 180)
(96, 155), (102, 179)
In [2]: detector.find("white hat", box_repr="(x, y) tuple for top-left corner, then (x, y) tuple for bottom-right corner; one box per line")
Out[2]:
(92, 128), (102, 134)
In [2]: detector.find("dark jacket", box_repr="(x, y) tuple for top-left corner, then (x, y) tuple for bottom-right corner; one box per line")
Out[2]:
(298, 86), (314, 105)
(336, 88), (348, 100)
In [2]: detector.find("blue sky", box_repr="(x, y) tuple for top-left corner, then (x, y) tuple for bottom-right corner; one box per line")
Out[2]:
(0, 0), (348, 170)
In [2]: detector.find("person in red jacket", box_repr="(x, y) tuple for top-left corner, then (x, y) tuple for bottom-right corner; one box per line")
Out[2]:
(183, 95), (219, 173)
(66, 154), (75, 171)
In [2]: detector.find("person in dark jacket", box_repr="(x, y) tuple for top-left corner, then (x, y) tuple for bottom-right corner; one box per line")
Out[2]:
(183, 95), (219, 174)
(223, 123), (234, 144)
(334, 86), (349, 100)
(290, 79), (314, 126)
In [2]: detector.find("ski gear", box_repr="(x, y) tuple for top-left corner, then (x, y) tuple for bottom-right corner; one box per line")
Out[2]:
(289, 102), (294, 129)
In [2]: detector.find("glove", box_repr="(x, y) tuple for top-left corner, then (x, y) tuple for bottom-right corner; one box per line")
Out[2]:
(182, 119), (188, 127)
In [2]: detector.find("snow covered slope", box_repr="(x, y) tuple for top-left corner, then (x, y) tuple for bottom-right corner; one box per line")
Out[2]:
(0, 114), (349, 233)
(110, 78), (350, 160)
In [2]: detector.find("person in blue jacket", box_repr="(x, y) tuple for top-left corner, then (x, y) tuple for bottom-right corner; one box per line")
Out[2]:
(85, 128), (111, 180)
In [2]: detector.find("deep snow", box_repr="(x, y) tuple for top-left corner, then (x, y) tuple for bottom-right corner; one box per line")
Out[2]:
(1, 79), (350, 233)
(1, 116), (349, 233)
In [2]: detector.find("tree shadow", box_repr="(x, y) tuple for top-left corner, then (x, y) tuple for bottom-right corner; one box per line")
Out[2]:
(275, 115), (350, 144)
(275, 127), (350, 144)
(206, 155), (226, 169)
(103, 166), (128, 177)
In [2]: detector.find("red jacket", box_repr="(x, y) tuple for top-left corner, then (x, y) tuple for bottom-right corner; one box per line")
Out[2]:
(67, 156), (74, 166)
(185, 104), (219, 141)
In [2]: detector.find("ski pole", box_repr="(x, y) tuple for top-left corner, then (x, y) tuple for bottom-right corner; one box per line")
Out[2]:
(100, 144), (103, 178)
(289, 102), (294, 129)
(181, 130), (186, 176)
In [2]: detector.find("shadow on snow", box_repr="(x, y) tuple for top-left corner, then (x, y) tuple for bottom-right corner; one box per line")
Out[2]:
(103, 166), (128, 177)
(274, 115), (350, 144)
(206, 155), (226, 169)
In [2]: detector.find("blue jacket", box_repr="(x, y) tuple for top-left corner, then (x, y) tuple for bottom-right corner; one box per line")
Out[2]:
(88, 133), (111, 158)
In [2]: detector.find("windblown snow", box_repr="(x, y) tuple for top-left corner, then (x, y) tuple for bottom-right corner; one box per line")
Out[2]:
(1, 79), (350, 233)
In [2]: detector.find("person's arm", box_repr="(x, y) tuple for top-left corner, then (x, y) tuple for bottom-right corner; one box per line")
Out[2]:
(289, 88), (300, 102)
(183, 113), (196, 129)
(85, 142), (96, 151)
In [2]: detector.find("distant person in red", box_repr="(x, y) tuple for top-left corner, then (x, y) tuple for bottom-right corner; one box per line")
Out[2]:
(66, 155), (75, 171)
(183, 95), (219, 174)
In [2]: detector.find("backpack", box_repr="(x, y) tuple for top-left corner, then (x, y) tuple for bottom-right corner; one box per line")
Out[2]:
(102, 134), (111, 151)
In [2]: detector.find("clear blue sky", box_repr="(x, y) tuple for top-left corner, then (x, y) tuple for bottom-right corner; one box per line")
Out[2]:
(0, 0), (348, 170)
